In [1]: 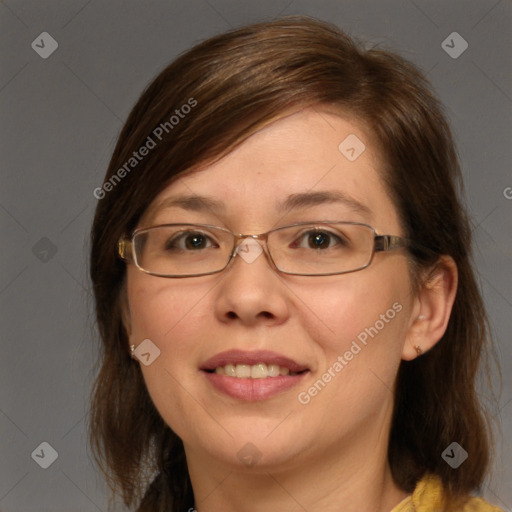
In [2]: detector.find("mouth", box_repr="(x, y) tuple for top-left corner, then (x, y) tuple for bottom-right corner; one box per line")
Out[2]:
(205, 362), (305, 378)
(200, 350), (310, 401)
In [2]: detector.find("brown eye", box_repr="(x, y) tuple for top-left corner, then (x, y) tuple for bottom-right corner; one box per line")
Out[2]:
(291, 229), (347, 250)
(307, 231), (331, 249)
(165, 231), (217, 251)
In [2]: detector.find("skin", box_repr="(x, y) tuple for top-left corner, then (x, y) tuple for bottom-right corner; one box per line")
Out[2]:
(124, 107), (457, 512)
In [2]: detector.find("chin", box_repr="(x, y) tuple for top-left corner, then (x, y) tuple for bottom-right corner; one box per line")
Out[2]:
(189, 421), (314, 471)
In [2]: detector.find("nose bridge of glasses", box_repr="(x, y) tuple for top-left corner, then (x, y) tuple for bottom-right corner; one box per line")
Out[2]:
(230, 232), (274, 267)
(232, 231), (267, 248)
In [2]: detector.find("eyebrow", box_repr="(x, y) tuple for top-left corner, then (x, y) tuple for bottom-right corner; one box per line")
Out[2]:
(278, 191), (372, 218)
(150, 190), (372, 219)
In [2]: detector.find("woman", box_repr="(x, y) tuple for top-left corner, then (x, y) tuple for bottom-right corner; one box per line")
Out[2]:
(89, 16), (502, 512)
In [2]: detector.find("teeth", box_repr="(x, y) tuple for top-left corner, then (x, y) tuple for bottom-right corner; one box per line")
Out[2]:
(236, 364), (251, 378)
(267, 363), (280, 377)
(224, 364), (236, 377)
(212, 362), (300, 378)
(251, 363), (267, 379)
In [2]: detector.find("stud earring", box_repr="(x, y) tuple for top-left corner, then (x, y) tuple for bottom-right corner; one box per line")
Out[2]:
(415, 345), (423, 356)
(130, 344), (137, 360)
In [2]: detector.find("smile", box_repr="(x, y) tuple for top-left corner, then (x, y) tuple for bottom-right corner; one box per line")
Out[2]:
(200, 349), (310, 401)
(210, 362), (303, 378)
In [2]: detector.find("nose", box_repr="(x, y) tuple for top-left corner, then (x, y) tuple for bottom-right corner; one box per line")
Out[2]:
(213, 238), (290, 327)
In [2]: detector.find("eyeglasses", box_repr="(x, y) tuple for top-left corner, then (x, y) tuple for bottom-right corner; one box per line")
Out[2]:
(117, 221), (410, 278)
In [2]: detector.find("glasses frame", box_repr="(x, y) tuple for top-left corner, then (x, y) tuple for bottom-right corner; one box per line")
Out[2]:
(117, 221), (410, 278)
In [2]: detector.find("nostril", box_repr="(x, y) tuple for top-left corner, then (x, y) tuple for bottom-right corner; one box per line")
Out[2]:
(227, 311), (237, 319)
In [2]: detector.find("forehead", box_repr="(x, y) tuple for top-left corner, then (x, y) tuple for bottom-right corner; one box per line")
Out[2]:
(141, 108), (401, 233)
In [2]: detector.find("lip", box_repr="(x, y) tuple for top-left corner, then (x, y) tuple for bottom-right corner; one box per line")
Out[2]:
(200, 349), (309, 373)
(203, 372), (308, 401)
(200, 349), (310, 402)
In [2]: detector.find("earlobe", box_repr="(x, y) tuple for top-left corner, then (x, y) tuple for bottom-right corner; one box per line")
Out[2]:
(402, 256), (458, 361)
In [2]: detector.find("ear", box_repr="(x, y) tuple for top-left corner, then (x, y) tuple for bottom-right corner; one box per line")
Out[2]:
(402, 255), (458, 361)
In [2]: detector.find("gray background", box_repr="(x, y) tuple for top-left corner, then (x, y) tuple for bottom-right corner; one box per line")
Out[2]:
(0, 0), (510, 510)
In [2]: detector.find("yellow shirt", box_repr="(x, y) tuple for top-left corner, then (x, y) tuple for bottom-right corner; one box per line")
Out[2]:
(391, 474), (505, 512)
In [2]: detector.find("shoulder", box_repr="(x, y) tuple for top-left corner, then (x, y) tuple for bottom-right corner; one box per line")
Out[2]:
(391, 474), (505, 512)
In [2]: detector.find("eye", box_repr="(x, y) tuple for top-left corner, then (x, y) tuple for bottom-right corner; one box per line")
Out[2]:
(291, 229), (347, 250)
(165, 231), (218, 251)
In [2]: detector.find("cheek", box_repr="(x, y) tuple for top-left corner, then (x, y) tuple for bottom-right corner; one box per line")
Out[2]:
(296, 271), (410, 408)
(127, 274), (210, 345)
(126, 274), (213, 408)
(297, 267), (411, 415)
(295, 268), (409, 357)
(126, 276), (215, 437)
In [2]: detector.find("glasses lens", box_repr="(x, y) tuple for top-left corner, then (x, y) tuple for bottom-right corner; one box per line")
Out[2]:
(133, 225), (233, 276)
(268, 222), (374, 275)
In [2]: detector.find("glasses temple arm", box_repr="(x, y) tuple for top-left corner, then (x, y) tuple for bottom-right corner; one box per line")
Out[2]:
(374, 235), (408, 252)
(118, 238), (133, 261)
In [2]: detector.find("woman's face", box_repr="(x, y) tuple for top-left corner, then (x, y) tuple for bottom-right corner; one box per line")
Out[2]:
(125, 108), (417, 472)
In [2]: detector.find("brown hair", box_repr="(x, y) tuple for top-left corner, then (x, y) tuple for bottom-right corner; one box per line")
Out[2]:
(89, 16), (496, 511)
